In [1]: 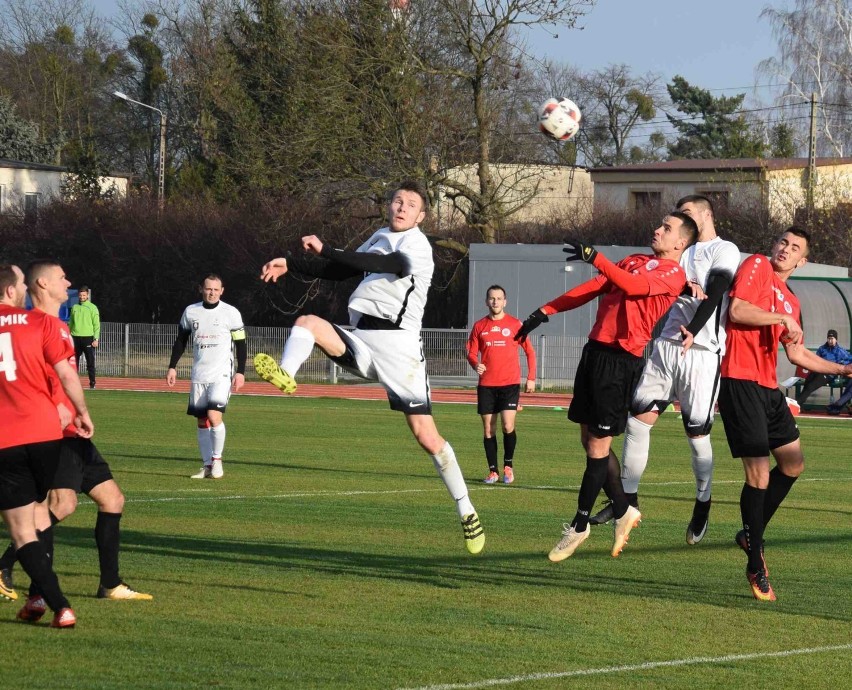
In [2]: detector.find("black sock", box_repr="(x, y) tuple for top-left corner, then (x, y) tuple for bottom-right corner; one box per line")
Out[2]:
(625, 492), (639, 509)
(483, 436), (498, 472)
(0, 542), (15, 571)
(16, 541), (70, 612)
(27, 526), (55, 598)
(604, 451), (631, 518)
(572, 456), (609, 532)
(502, 431), (516, 468)
(96, 512), (123, 589)
(740, 484), (767, 574)
(764, 467), (797, 527)
(692, 497), (712, 520)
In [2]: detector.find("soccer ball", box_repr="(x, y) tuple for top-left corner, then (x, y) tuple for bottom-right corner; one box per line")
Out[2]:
(538, 97), (582, 141)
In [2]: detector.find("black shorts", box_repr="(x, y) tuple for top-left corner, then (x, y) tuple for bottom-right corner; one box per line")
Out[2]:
(51, 437), (113, 495)
(568, 340), (644, 438)
(0, 440), (62, 510)
(477, 384), (520, 415)
(718, 378), (800, 458)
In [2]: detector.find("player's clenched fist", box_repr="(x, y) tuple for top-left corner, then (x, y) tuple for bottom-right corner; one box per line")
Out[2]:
(301, 235), (324, 254)
(260, 258), (288, 282)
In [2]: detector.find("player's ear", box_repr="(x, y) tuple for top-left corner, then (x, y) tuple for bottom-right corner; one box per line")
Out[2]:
(796, 256), (808, 270)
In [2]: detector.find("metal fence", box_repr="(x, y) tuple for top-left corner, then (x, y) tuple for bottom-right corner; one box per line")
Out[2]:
(87, 323), (587, 389)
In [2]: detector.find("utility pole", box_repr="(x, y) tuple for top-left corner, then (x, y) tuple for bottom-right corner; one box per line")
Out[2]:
(113, 91), (166, 211)
(806, 91), (818, 222)
(158, 113), (167, 212)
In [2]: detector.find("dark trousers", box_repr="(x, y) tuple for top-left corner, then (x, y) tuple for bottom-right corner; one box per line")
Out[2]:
(73, 335), (96, 386)
(795, 372), (831, 405)
(829, 380), (852, 409)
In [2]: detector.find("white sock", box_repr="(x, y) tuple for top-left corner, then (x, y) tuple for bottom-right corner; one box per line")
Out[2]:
(197, 427), (213, 466)
(210, 422), (226, 459)
(431, 442), (475, 518)
(621, 416), (653, 494)
(281, 325), (316, 377)
(689, 435), (714, 502)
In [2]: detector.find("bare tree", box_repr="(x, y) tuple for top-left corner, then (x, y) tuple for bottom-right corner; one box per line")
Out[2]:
(402, 0), (595, 243)
(760, 0), (852, 156)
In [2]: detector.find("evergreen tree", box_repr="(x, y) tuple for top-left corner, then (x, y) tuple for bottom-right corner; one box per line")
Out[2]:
(666, 76), (766, 159)
(0, 95), (63, 163)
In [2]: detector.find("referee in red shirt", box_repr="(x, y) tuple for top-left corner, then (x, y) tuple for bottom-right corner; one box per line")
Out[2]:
(0, 264), (93, 628)
(467, 285), (536, 485)
(515, 213), (697, 562)
(719, 227), (852, 602)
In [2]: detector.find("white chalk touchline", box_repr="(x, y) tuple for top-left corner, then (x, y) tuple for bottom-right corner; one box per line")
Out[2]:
(399, 643), (852, 690)
(116, 476), (852, 504)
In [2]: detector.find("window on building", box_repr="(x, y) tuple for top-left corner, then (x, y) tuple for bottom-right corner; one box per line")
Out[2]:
(632, 191), (661, 212)
(24, 192), (40, 218)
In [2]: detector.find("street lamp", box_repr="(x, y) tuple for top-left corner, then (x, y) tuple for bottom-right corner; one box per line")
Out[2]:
(113, 91), (166, 210)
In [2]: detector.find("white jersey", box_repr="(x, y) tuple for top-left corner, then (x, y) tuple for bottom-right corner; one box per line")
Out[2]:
(659, 236), (740, 354)
(178, 301), (245, 383)
(347, 225), (433, 332)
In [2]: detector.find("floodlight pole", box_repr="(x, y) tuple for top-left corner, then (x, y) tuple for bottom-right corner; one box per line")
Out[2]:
(113, 91), (166, 210)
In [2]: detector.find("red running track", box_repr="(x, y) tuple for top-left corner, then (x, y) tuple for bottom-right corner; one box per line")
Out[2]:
(86, 376), (849, 418)
(85, 376), (573, 409)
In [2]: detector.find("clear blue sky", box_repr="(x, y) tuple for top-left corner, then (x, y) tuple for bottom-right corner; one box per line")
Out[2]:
(526, 0), (782, 98)
(91, 0), (782, 99)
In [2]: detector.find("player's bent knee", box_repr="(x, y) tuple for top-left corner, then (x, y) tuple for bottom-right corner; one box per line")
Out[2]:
(49, 491), (78, 521)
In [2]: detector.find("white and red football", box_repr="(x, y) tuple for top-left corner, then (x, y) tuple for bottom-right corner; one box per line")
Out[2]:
(538, 97), (582, 141)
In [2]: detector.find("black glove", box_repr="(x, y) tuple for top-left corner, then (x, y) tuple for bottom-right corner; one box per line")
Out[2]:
(515, 310), (549, 343)
(563, 240), (598, 264)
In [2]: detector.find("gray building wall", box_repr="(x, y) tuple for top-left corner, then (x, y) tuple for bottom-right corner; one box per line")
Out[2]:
(468, 243), (851, 390)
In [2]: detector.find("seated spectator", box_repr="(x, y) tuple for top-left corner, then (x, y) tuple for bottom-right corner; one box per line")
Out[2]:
(796, 329), (852, 406)
(826, 378), (852, 415)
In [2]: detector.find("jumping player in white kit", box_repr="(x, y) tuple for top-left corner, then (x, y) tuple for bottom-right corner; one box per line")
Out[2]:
(167, 275), (247, 479)
(591, 195), (741, 544)
(252, 179), (485, 555)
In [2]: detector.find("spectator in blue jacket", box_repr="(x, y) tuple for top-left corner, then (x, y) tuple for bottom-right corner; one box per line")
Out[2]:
(796, 329), (852, 406)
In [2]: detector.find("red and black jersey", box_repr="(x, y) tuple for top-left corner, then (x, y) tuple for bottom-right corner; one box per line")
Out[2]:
(722, 254), (801, 389)
(0, 305), (74, 449)
(542, 254), (686, 357)
(467, 314), (536, 387)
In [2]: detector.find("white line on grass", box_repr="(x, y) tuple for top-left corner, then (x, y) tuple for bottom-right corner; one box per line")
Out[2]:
(399, 643), (852, 690)
(124, 488), (444, 504)
(117, 476), (852, 504)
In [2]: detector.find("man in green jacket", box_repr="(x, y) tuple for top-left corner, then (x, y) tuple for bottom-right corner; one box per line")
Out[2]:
(69, 286), (100, 389)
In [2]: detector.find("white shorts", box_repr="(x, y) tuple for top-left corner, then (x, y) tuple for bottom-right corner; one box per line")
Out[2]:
(631, 339), (721, 435)
(331, 326), (431, 413)
(187, 380), (232, 417)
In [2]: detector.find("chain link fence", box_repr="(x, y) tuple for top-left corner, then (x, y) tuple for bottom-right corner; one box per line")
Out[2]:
(86, 323), (587, 389)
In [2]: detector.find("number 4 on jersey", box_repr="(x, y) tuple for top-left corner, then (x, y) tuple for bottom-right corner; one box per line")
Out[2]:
(0, 332), (17, 381)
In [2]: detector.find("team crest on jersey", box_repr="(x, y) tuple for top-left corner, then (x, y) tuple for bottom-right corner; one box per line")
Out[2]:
(646, 260), (659, 270)
(501, 328), (511, 337)
(192, 320), (200, 331)
(784, 301), (793, 314)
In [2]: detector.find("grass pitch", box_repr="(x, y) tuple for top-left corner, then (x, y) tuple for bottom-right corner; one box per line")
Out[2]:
(2, 390), (851, 688)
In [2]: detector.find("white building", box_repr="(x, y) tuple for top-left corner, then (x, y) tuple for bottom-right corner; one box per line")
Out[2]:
(0, 158), (131, 214)
(436, 163), (592, 228)
(590, 157), (852, 224)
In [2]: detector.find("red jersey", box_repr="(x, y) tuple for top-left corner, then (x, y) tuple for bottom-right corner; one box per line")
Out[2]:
(722, 254), (801, 389)
(467, 314), (536, 387)
(0, 304), (74, 449)
(543, 254), (686, 357)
